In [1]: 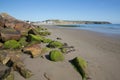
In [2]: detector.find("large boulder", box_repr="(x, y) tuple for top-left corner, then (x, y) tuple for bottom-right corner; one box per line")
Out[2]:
(23, 44), (42, 58)
(0, 28), (21, 42)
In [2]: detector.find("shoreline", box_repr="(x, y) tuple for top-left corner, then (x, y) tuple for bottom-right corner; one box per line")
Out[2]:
(45, 25), (120, 80)
(15, 25), (120, 80)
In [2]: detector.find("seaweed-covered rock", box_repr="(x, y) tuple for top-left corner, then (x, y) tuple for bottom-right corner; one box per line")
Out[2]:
(0, 28), (21, 42)
(49, 50), (64, 61)
(4, 40), (21, 49)
(71, 57), (89, 80)
(27, 34), (43, 42)
(23, 44), (42, 58)
(48, 41), (63, 48)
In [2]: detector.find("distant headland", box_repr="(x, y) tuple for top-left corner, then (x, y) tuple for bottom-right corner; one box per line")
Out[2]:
(33, 19), (111, 25)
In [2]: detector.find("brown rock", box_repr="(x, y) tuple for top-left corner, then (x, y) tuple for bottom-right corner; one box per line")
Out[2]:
(14, 22), (25, 30)
(23, 44), (42, 58)
(0, 13), (33, 33)
(0, 28), (21, 41)
(5, 22), (15, 28)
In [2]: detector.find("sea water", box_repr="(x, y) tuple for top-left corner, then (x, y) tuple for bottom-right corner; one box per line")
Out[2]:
(60, 24), (120, 35)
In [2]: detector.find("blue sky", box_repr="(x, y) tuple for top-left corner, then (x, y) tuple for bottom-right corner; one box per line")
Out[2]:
(0, 0), (120, 23)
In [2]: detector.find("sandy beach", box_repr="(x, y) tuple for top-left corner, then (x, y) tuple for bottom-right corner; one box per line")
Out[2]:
(15, 25), (120, 80)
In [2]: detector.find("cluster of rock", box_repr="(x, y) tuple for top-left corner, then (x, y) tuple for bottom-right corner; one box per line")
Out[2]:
(0, 13), (41, 80)
(0, 13), (90, 80)
(0, 13), (72, 80)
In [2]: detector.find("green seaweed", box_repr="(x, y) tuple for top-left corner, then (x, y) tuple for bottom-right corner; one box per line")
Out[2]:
(27, 34), (44, 42)
(4, 40), (21, 49)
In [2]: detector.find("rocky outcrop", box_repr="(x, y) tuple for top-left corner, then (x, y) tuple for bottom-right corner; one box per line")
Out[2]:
(0, 13), (34, 34)
(0, 13), (35, 44)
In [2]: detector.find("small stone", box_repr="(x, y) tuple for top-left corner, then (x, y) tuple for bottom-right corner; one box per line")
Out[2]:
(56, 37), (62, 40)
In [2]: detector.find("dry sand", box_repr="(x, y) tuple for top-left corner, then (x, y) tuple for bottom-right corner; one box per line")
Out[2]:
(16, 25), (120, 80)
